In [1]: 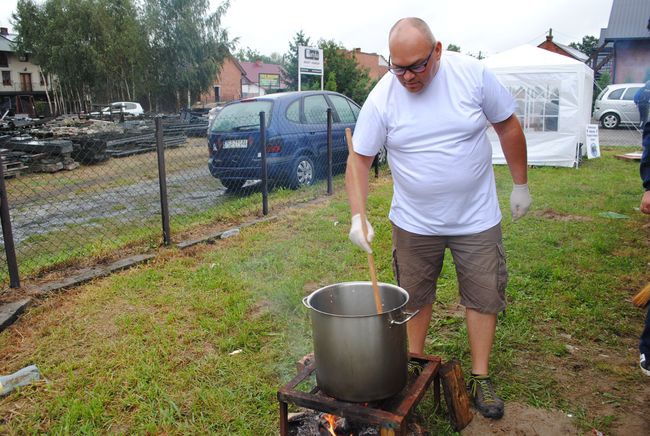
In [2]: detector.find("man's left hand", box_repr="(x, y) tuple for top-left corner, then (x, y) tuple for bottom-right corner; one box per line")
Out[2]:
(510, 183), (531, 221)
(641, 190), (650, 215)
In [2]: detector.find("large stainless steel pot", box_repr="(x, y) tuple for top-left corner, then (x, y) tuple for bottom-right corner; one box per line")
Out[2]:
(302, 281), (418, 402)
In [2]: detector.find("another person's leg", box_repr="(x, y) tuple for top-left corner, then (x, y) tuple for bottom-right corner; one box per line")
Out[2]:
(640, 104), (649, 129)
(640, 304), (650, 376)
(391, 223), (445, 354)
(450, 223), (507, 419)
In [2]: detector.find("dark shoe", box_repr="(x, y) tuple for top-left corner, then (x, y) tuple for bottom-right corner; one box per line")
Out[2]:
(641, 354), (650, 376)
(467, 374), (504, 419)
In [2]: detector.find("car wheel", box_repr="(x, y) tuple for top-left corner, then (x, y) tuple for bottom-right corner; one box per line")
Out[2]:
(600, 113), (620, 129)
(220, 179), (245, 191)
(289, 155), (315, 188)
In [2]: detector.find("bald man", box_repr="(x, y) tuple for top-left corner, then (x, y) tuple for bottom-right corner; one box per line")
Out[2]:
(346, 17), (530, 420)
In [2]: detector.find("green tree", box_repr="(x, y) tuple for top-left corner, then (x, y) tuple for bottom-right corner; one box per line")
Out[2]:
(14, 0), (233, 113)
(325, 71), (337, 92)
(281, 30), (313, 91)
(140, 0), (234, 111)
(94, 0), (146, 104)
(569, 35), (599, 58)
(281, 33), (372, 103)
(14, 0), (107, 113)
(236, 47), (273, 64)
(319, 39), (372, 104)
(446, 43), (460, 52)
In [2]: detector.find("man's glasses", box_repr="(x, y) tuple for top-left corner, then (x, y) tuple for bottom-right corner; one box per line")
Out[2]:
(388, 46), (435, 76)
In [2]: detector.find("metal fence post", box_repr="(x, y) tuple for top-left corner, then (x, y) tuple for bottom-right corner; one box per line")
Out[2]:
(155, 117), (171, 245)
(260, 111), (268, 215)
(0, 157), (20, 288)
(326, 108), (333, 195)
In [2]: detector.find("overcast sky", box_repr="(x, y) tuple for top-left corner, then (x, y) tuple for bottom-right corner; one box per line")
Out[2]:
(0, 0), (614, 58)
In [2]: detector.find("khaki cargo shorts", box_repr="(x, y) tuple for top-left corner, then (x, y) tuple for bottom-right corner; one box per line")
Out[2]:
(391, 222), (508, 314)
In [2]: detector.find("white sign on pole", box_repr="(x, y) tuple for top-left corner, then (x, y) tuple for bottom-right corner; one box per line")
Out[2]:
(298, 46), (323, 74)
(586, 124), (600, 159)
(298, 46), (324, 91)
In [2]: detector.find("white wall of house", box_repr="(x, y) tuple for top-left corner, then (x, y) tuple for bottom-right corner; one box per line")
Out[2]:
(1, 51), (49, 93)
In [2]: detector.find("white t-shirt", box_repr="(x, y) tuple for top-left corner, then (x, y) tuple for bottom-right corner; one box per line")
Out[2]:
(353, 51), (515, 236)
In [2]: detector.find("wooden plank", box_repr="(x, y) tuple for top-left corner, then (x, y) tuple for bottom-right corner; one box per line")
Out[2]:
(614, 152), (642, 161)
(440, 359), (473, 431)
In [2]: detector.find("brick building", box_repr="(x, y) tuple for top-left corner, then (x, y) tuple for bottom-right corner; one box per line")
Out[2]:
(537, 30), (589, 62)
(198, 56), (246, 106)
(347, 48), (389, 82)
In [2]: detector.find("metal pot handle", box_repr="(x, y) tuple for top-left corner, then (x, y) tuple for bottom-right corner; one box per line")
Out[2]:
(390, 309), (419, 326)
(302, 296), (311, 309)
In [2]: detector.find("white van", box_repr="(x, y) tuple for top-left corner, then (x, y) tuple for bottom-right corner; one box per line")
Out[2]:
(592, 83), (644, 129)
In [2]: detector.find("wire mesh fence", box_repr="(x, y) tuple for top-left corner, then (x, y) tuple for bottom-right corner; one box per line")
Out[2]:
(592, 80), (645, 147)
(0, 80), (643, 288)
(0, 113), (212, 286)
(0, 94), (381, 288)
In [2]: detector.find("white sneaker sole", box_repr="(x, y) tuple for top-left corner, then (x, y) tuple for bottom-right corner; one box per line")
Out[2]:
(641, 364), (650, 377)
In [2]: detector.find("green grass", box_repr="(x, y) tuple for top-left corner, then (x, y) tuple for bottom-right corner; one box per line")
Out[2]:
(0, 148), (648, 434)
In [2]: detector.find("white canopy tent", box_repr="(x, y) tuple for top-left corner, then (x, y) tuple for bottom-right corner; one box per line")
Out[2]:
(482, 45), (594, 167)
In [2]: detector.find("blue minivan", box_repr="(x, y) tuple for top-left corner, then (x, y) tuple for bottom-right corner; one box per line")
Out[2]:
(207, 91), (361, 190)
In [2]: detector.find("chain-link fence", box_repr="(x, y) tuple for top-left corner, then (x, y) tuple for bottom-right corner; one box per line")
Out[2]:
(0, 94), (384, 288)
(1, 80), (641, 288)
(592, 80), (644, 147)
(0, 112), (211, 286)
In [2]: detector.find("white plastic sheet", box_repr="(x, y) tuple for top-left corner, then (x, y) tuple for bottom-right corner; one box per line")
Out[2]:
(483, 45), (594, 168)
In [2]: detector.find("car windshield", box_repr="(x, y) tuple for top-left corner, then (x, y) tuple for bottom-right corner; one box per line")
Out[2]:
(211, 100), (273, 132)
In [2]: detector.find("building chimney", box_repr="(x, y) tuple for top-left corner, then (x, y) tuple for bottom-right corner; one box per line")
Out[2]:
(546, 28), (553, 43)
(0, 28), (8, 36)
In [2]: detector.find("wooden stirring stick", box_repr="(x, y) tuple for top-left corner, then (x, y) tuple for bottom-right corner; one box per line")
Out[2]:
(345, 128), (383, 314)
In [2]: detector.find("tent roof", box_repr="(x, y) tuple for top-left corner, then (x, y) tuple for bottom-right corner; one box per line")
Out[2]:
(483, 45), (590, 69)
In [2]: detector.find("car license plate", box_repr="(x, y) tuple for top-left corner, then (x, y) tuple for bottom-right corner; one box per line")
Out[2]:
(223, 139), (248, 149)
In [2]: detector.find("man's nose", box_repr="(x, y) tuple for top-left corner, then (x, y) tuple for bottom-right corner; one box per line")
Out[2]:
(403, 69), (416, 80)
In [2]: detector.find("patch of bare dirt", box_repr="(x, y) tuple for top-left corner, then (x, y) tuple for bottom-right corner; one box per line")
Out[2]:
(533, 208), (593, 222)
(249, 299), (272, 320)
(462, 402), (577, 435)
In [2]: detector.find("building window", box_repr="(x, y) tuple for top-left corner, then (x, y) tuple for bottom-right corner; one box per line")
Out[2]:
(19, 53), (28, 62)
(0, 52), (8, 68)
(507, 82), (560, 132)
(2, 71), (10, 86)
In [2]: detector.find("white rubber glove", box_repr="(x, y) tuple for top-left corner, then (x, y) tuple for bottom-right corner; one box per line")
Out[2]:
(349, 213), (374, 253)
(510, 183), (531, 221)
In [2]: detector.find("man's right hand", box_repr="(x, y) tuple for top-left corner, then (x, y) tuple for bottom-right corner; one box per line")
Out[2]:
(349, 213), (374, 253)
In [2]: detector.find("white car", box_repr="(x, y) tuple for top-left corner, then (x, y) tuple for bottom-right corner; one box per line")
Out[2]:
(91, 102), (144, 117)
(592, 83), (644, 129)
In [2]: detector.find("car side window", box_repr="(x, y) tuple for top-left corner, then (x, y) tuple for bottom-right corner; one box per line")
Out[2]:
(622, 87), (642, 101)
(303, 95), (329, 124)
(607, 88), (624, 100)
(329, 95), (356, 123)
(350, 102), (360, 119)
(287, 100), (300, 123)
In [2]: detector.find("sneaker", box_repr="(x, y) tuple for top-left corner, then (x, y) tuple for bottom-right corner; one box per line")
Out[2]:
(641, 354), (650, 376)
(467, 374), (504, 419)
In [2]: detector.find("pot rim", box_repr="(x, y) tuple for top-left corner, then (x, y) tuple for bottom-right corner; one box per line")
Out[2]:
(304, 281), (409, 318)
